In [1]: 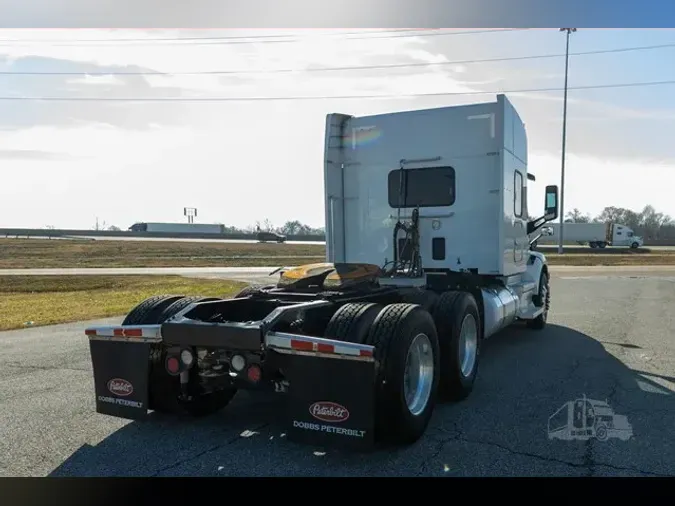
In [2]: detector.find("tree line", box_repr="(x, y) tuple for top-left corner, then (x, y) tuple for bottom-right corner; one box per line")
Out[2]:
(189, 208), (675, 243)
(93, 205), (675, 244)
(220, 219), (326, 237)
(564, 205), (675, 242)
(243, 206), (675, 242)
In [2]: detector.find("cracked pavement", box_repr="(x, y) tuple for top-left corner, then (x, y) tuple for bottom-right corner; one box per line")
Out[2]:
(0, 266), (673, 477)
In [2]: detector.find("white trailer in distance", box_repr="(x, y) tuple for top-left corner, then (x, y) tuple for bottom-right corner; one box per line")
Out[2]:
(128, 222), (226, 234)
(534, 222), (643, 249)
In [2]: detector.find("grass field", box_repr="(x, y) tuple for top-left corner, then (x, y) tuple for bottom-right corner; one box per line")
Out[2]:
(0, 275), (247, 331)
(0, 238), (325, 268)
(1, 238), (675, 270)
(1, 240), (673, 330)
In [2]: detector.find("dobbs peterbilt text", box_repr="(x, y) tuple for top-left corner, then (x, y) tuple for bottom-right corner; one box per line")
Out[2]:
(293, 420), (366, 438)
(98, 395), (143, 409)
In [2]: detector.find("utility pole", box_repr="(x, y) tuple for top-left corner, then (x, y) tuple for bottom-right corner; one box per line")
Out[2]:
(558, 28), (576, 254)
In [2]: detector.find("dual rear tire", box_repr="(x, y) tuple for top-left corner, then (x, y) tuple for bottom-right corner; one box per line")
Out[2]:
(324, 292), (481, 445)
(127, 289), (482, 443)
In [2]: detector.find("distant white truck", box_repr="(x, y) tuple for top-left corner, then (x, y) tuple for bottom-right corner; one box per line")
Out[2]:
(128, 222), (226, 235)
(533, 222), (643, 249)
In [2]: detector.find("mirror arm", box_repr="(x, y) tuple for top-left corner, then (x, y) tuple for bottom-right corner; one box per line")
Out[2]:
(527, 215), (548, 235)
(529, 231), (542, 246)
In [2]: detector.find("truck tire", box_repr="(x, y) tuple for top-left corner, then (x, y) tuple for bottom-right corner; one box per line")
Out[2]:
(324, 302), (383, 344)
(432, 291), (481, 402)
(126, 295), (237, 417)
(121, 295), (185, 326)
(400, 289), (439, 313)
(364, 303), (440, 444)
(631, 242), (639, 249)
(527, 270), (550, 330)
(233, 284), (274, 298)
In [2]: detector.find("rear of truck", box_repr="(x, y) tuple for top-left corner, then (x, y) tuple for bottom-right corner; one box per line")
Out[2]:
(84, 94), (555, 450)
(85, 292), (381, 449)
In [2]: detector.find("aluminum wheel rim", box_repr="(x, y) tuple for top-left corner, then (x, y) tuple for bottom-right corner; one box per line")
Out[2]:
(458, 314), (478, 378)
(403, 333), (434, 416)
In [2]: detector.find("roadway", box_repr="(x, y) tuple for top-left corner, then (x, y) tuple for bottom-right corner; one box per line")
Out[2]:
(2, 235), (323, 246)
(85, 238), (675, 250)
(0, 266), (673, 477)
(3, 265), (675, 284)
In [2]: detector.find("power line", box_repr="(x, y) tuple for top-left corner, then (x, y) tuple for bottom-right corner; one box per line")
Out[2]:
(0, 28), (526, 46)
(2, 42), (674, 76)
(2, 79), (675, 102)
(0, 28), (419, 43)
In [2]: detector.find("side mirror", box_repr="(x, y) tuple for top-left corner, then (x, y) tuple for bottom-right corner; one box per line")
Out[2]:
(544, 185), (558, 221)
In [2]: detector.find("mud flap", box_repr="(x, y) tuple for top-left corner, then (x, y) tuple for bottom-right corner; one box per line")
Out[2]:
(284, 354), (376, 451)
(88, 340), (151, 421)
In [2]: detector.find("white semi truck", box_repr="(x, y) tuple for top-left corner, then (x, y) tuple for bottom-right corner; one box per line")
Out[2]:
(84, 94), (560, 449)
(534, 222), (643, 249)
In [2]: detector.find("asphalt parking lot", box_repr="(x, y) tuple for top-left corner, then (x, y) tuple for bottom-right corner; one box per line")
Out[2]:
(1, 268), (673, 477)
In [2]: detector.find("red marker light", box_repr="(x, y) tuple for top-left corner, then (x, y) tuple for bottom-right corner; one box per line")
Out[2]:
(247, 365), (261, 383)
(166, 357), (180, 375)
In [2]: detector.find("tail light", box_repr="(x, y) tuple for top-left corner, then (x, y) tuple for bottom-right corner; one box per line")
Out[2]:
(247, 364), (262, 383)
(230, 354), (246, 372)
(165, 356), (181, 376)
(165, 348), (195, 376)
(180, 349), (194, 367)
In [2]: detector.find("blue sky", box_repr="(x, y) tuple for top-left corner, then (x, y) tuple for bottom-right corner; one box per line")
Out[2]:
(0, 28), (674, 230)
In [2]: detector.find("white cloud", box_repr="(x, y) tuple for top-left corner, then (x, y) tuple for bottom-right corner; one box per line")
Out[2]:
(528, 151), (675, 219)
(67, 74), (126, 86)
(0, 29), (473, 98)
(0, 29), (673, 230)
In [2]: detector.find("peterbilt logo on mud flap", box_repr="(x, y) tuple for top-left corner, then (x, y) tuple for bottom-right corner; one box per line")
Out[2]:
(107, 378), (133, 397)
(309, 401), (350, 423)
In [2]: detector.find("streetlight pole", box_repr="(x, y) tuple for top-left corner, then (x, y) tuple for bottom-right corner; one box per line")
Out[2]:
(558, 28), (576, 254)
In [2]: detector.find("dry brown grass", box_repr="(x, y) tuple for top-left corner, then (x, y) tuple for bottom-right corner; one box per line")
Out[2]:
(0, 275), (247, 331)
(0, 238), (325, 268)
